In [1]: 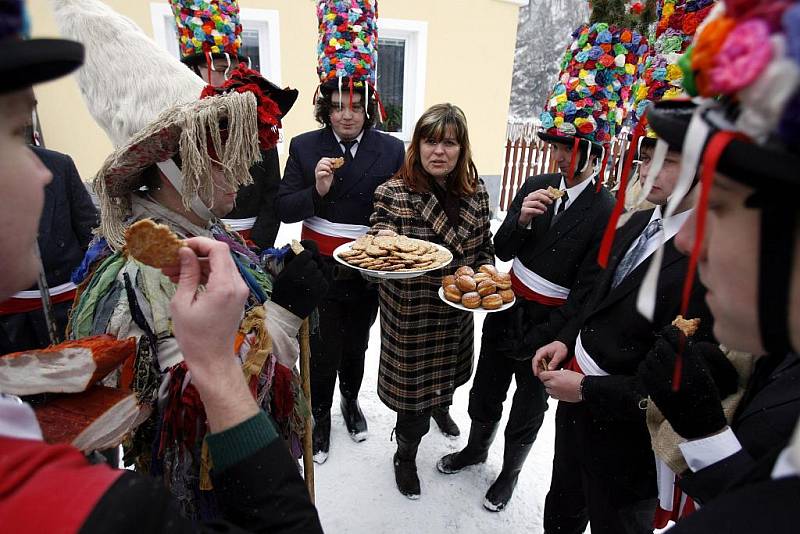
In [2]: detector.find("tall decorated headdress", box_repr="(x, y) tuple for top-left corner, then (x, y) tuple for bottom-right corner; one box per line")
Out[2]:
(315, 0), (385, 120)
(642, 0), (800, 359)
(169, 0), (298, 116)
(628, 0), (717, 136)
(52, 0), (284, 250)
(538, 0), (653, 181)
(169, 0), (242, 66)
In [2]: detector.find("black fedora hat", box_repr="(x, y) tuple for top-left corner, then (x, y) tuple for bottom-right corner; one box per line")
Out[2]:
(537, 129), (604, 158)
(1, 1), (83, 95)
(647, 100), (800, 190)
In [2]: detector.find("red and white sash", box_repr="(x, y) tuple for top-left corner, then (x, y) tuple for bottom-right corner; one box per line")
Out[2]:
(301, 216), (369, 257)
(222, 216), (257, 242)
(565, 332), (611, 376)
(0, 282), (78, 315)
(510, 258), (569, 307)
(654, 461), (696, 528)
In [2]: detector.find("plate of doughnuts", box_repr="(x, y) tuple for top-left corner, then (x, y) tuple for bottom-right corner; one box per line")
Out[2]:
(334, 234), (453, 280)
(438, 265), (516, 313)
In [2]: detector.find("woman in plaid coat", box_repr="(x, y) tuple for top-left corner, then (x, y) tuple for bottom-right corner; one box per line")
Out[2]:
(369, 103), (494, 499)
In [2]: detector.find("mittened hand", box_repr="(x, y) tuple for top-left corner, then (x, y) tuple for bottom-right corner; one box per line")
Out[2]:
(638, 325), (727, 440)
(271, 248), (329, 320)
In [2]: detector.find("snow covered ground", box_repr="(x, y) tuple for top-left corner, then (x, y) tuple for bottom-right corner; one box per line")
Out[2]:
(275, 220), (671, 534)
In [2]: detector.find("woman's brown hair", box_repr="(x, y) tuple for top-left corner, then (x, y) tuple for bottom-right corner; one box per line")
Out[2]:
(399, 103), (479, 197)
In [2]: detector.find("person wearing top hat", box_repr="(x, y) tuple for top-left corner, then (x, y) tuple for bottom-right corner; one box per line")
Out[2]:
(276, 0), (405, 464)
(435, 44), (616, 512)
(529, 15), (718, 532)
(0, 1), (321, 532)
(169, 0), (299, 250)
(0, 145), (98, 353)
(632, 2), (800, 531)
(51, 0), (327, 521)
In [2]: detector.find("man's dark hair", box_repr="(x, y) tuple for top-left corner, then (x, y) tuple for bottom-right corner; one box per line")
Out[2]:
(314, 81), (378, 129)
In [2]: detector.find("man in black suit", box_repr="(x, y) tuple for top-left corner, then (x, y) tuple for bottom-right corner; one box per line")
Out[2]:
(437, 130), (614, 512)
(633, 100), (800, 533)
(0, 146), (98, 352)
(532, 130), (714, 534)
(277, 79), (405, 463)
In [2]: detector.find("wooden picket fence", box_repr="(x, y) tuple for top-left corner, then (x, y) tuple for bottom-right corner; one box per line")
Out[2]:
(498, 121), (633, 212)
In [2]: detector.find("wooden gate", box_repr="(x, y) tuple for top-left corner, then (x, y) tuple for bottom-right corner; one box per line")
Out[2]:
(499, 121), (633, 212)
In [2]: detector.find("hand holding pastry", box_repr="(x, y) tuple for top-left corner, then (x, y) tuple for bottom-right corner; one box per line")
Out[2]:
(518, 189), (554, 227)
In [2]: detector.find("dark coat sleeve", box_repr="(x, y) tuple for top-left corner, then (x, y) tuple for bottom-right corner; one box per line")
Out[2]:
(493, 176), (546, 261)
(276, 137), (320, 224)
(475, 181), (496, 266)
(64, 155), (99, 249)
(79, 439), (322, 534)
(249, 149), (282, 249)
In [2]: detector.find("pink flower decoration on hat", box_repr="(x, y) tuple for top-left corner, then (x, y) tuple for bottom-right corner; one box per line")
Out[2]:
(709, 19), (773, 94)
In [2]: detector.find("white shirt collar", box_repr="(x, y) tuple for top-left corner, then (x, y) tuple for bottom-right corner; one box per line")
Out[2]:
(557, 173), (596, 211)
(332, 129), (364, 157)
(650, 204), (692, 240)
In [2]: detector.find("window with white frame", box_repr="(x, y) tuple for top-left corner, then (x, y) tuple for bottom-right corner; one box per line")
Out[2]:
(376, 19), (427, 142)
(149, 3), (282, 88)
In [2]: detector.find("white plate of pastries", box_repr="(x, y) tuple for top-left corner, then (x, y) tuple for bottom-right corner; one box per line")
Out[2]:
(438, 265), (516, 313)
(334, 234), (453, 280)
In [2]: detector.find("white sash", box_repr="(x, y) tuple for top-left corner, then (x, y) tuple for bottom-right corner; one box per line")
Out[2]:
(511, 258), (570, 299)
(11, 282), (77, 300)
(574, 332), (610, 376)
(302, 216), (369, 238)
(221, 216), (257, 231)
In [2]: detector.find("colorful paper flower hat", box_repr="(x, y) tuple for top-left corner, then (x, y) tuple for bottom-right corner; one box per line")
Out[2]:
(169, 0), (298, 116)
(645, 1), (800, 357)
(317, 0), (378, 88)
(169, 0), (242, 66)
(628, 0), (717, 134)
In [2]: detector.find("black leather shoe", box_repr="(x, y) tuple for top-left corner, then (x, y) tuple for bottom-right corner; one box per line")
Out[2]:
(340, 396), (368, 442)
(432, 406), (460, 438)
(312, 411), (331, 464)
(437, 420), (498, 474)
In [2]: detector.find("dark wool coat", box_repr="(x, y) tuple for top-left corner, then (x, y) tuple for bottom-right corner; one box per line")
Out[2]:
(370, 176), (494, 413)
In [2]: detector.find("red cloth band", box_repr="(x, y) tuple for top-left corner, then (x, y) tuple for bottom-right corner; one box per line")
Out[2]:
(510, 270), (567, 307)
(0, 289), (76, 316)
(301, 225), (352, 257)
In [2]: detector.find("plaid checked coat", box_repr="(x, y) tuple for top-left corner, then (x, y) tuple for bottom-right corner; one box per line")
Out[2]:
(370, 176), (495, 413)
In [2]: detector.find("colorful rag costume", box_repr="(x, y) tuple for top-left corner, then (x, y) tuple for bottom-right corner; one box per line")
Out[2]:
(52, 0), (307, 520)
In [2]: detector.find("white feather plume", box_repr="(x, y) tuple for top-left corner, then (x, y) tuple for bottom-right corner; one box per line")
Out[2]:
(50, 0), (206, 147)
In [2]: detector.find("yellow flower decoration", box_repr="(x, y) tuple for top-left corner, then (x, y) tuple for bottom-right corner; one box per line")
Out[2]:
(666, 64), (682, 81)
(625, 63), (635, 75)
(555, 93), (568, 104)
(663, 3), (675, 18)
(554, 116), (564, 127)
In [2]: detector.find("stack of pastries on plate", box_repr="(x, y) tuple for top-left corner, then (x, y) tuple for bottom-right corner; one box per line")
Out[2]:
(442, 265), (514, 310)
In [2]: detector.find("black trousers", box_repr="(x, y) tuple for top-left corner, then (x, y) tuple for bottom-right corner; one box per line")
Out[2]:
(467, 344), (549, 445)
(0, 300), (71, 353)
(395, 410), (433, 442)
(544, 402), (657, 534)
(310, 263), (379, 414)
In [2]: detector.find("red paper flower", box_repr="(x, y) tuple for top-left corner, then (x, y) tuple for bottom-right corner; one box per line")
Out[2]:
(631, 2), (644, 15)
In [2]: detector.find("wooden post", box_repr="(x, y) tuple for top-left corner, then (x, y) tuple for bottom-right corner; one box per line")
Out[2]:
(299, 319), (314, 503)
(499, 137), (514, 211)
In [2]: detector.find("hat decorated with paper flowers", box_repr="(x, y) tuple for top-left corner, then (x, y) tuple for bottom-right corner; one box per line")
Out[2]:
(317, 0), (378, 87)
(538, 19), (650, 152)
(169, 0), (242, 66)
(644, 0), (800, 357)
(628, 0), (717, 134)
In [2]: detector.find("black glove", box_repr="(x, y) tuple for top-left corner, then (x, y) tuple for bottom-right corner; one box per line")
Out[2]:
(271, 246), (329, 320)
(638, 325), (727, 440)
(694, 341), (739, 398)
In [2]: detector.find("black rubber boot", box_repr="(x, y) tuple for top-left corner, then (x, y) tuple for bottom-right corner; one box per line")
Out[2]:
(432, 405), (460, 438)
(437, 420), (499, 474)
(340, 395), (368, 442)
(484, 440), (534, 512)
(312, 410), (331, 465)
(393, 433), (421, 499)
